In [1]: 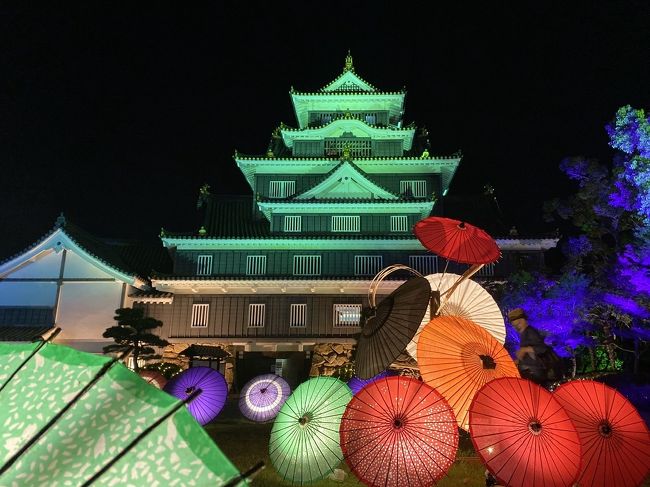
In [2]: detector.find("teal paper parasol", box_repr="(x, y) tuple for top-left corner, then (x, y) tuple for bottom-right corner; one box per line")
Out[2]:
(269, 376), (352, 484)
(0, 341), (248, 486)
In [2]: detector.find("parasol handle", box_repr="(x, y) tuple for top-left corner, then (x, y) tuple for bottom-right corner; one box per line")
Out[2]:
(368, 264), (423, 308)
(224, 460), (266, 486)
(437, 264), (484, 312)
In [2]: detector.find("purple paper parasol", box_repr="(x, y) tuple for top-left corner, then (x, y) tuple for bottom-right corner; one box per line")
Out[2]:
(347, 370), (393, 395)
(163, 366), (228, 425)
(239, 374), (290, 422)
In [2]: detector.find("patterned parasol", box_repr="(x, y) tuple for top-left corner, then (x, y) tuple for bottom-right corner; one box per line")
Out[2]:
(164, 366), (228, 425)
(0, 341), (247, 485)
(239, 374), (291, 422)
(340, 376), (458, 486)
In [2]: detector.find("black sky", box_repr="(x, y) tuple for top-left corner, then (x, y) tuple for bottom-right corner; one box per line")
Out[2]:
(1, 2), (649, 258)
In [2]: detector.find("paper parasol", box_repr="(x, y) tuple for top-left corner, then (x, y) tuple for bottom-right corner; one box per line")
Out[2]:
(417, 315), (519, 430)
(0, 342), (247, 485)
(340, 376), (458, 487)
(470, 377), (582, 487)
(137, 369), (167, 389)
(164, 366), (228, 425)
(406, 272), (506, 361)
(554, 380), (650, 487)
(414, 216), (500, 265)
(239, 373), (290, 422)
(269, 376), (352, 484)
(355, 276), (431, 379)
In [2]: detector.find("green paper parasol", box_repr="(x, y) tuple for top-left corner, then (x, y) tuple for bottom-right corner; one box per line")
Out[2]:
(269, 376), (352, 485)
(0, 341), (247, 486)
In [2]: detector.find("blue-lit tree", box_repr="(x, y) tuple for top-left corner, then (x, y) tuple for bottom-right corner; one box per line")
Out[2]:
(508, 106), (650, 375)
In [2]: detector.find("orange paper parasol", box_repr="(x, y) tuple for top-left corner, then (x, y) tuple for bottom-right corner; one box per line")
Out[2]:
(470, 377), (582, 487)
(554, 380), (650, 487)
(417, 315), (519, 430)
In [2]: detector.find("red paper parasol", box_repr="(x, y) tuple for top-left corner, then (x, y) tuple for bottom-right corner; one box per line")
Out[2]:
(414, 216), (500, 265)
(137, 369), (167, 389)
(470, 377), (582, 487)
(417, 315), (519, 430)
(340, 376), (458, 487)
(554, 380), (650, 487)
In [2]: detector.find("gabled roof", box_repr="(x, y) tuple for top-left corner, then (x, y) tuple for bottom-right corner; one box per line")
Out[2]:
(0, 216), (172, 286)
(294, 160), (399, 200)
(280, 117), (416, 151)
(323, 52), (378, 92)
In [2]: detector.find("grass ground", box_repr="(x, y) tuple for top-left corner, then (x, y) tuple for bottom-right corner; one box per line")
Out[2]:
(207, 397), (650, 486)
(207, 421), (485, 487)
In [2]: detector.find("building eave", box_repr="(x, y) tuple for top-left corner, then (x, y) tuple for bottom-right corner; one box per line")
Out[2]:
(160, 237), (429, 251)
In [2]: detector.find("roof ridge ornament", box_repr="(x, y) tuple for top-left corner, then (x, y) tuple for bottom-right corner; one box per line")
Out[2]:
(345, 50), (354, 72)
(55, 212), (66, 228)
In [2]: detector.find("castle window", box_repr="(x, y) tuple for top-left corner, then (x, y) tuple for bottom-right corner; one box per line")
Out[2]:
(333, 304), (362, 327)
(248, 304), (265, 328)
(246, 255), (267, 275)
(475, 263), (495, 277)
(196, 255), (213, 275)
(409, 255), (439, 275)
(269, 181), (296, 198)
(354, 256), (383, 276)
(331, 216), (360, 232)
(390, 216), (409, 232)
(284, 216), (302, 232)
(293, 255), (321, 276)
(400, 180), (427, 198)
(191, 303), (209, 328)
(289, 304), (307, 327)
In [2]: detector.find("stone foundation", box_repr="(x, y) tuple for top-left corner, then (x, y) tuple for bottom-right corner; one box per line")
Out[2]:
(159, 342), (236, 391)
(309, 343), (354, 376)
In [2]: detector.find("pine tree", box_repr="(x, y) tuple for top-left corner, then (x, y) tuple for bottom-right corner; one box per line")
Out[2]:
(103, 308), (170, 372)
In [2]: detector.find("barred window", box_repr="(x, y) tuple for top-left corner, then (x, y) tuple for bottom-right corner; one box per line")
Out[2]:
(269, 181), (296, 198)
(409, 255), (439, 275)
(475, 263), (495, 277)
(293, 255), (321, 276)
(324, 138), (372, 157)
(289, 304), (307, 328)
(400, 180), (427, 198)
(354, 256), (383, 276)
(191, 304), (209, 328)
(390, 216), (409, 232)
(333, 304), (362, 327)
(332, 216), (360, 232)
(248, 304), (265, 328)
(246, 255), (267, 275)
(284, 216), (302, 232)
(196, 255), (213, 275)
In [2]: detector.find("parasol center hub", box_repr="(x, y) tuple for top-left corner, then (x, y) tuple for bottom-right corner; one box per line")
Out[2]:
(458, 221), (466, 230)
(479, 354), (497, 370)
(598, 421), (613, 438)
(528, 420), (542, 435)
(185, 386), (195, 395)
(260, 388), (267, 394)
(298, 413), (313, 426)
(392, 415), (407, 430)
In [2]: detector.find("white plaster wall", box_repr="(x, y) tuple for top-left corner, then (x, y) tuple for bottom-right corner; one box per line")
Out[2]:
(3, 250), (62, 279)
(0, 282), (57, 306)
(56, 281), (124, 340)
(62, 250), (114, 279)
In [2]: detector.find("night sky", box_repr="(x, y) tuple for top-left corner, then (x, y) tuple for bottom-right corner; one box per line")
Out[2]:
(1, 2), (648, 258)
